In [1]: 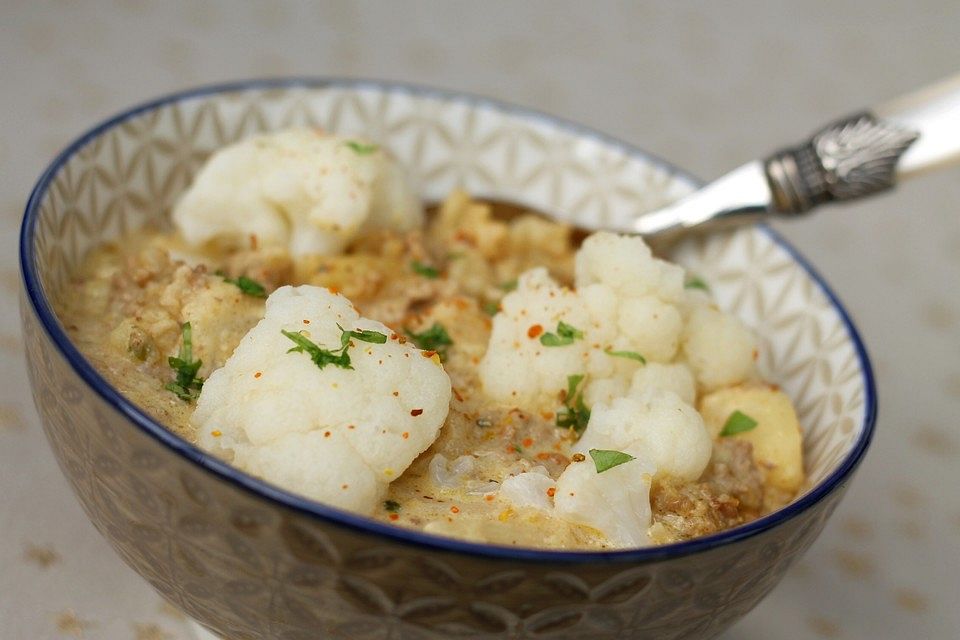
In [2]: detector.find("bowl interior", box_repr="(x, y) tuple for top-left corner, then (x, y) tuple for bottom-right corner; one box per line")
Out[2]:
(23, 79), (872, 548)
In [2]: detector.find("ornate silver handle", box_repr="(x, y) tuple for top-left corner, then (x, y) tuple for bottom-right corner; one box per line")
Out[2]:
(630, 73), (960, 239)
(764, 112), (919, 214)
(765, 73), (960, 215)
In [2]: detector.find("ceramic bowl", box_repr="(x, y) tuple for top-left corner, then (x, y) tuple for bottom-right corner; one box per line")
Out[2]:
(19, 79), (876, 640)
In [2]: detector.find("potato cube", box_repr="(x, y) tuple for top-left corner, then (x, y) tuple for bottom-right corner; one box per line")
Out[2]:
(699, 385), (803, 493)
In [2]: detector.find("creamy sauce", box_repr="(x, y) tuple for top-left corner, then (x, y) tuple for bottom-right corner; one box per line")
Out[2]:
(57, 192), (792, 549)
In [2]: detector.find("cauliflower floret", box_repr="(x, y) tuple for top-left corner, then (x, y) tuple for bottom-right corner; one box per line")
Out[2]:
(192, 285), (451, 514)
(629, 362), (697, 406)
(478, 268), (591, 409)
(479, 232), (703, 410)
(575, 232), (684, 303)
(682, 305), (756, 391)
(173, 129), (422, 257)
(498, 468), (555, 512)
(554, 455), (657, 548)
(496, 389), (710, 547)
(576, 391), (712, 482)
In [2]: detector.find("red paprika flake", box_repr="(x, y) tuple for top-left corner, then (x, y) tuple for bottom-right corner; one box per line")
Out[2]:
(410, 408), (424, 417)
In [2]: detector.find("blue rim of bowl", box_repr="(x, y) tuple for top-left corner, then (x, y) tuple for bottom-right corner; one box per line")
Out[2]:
(19, 77), (876, 564)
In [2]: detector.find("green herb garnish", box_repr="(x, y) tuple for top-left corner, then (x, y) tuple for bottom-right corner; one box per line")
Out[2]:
(684, 276), (710, 292)
(604, 348), (647, 364)
(411, 260), (440, 279)
(588, 449), (636, 473)
(283, 329), (353, 370)
(282, 324), (389, 371)
(719, 410), (759, 437)
(498, 279), (518, 292)
(482, 301), (501, 316)
(383, 500), (401, 513)
(165, 322), (204, 401)
(340, 325), (388, 345)
(215, 270), (267, 298)
(540, 321), (584, 347)
(404, 322), (453, 361)
(556, 374), (590, 435)
(345, 140), (379, 155)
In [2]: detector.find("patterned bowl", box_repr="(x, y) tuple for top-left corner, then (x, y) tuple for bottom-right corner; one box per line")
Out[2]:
(19, 79), (875, 640)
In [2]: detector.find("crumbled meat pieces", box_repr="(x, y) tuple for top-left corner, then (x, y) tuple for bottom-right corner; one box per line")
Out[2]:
(650, 439), (765, 542)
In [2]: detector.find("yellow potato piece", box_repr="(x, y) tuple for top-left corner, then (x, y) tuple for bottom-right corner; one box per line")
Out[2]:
(699, 385), (804, 493)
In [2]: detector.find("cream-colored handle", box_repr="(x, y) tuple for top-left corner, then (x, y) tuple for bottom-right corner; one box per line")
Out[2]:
(876, 73), (960, 178)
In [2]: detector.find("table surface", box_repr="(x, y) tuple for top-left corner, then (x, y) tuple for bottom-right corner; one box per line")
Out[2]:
(2, 2), (958, 639)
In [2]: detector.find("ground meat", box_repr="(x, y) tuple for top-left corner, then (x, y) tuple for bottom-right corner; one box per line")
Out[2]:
(650, 439), (765, 542)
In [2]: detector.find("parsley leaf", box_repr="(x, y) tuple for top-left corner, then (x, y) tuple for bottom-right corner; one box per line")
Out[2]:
(345, 140), (379, 155)
(339, 324), (388, 345)
(282, 329), (353, 371)
(719, 410), (759, 437)
(411, 260), (440, 279)
(283, 325), (388, 371)
(685, 276), (710, 292)
(165, 322), (204, 402)
(482, 301), (500, 316)
(383, 500), (401, 513)
(498, 279), (518, 292)
(604, 347), (647, 364)
(405, 323), (453, 361)
(540, 321), (584, 347)
(215, 270), (267, 298)
(588, 448), (636, 473)
(556, 374), (590, 435)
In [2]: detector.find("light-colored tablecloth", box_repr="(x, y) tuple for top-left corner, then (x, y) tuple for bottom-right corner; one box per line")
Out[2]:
(2, 2), (958, 638)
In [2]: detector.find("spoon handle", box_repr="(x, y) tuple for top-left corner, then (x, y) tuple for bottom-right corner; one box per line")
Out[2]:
(877, 73), (960, 178)
(764, 73), (960, 214)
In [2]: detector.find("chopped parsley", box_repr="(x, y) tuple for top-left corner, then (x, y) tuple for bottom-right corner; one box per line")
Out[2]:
(540, 321), (584, 347)
(340, 325), (388, 345)
(588, 448), (636, 473)
(604, 347), (647, 364)
(556, 374), (590, 435)
(498, 279), (518, 292)
(165, 322), (204, 401)
(215, 270), (267, 298)
(282, 325), (386, 371)
(482, 301), (501, 316)
(411, 260), (440, 279)
(404, 323), (453, 361)
(383, 500), (401, 513)
(685, 275), (710, 292)
(719, 410), (759, 437)
(345, 140), (379, 155)
(283, 329), (353, 370)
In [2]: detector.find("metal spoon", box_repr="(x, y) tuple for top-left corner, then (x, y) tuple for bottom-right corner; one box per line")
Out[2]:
(620, 73), (960, 241)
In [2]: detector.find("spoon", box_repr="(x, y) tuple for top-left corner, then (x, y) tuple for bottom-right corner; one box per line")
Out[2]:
(618, 73), (960, 241)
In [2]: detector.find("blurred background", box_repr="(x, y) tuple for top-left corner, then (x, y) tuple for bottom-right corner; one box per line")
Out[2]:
(2, 2), (958, 638)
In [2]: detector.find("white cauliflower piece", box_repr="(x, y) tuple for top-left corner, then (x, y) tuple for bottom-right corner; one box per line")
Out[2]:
(479, 232), (697, 410)
(575, 232), (684, 303)
(576, 392), (712, 483)
(477, 268), (591, 409)
(192, 285), (451, 514)
(498, 468), (555, 512)
(628, 362), (697, 406)
(553, 455), (657, 548)
(681, 305), (757, 391)
(173, 129), (422, 257)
